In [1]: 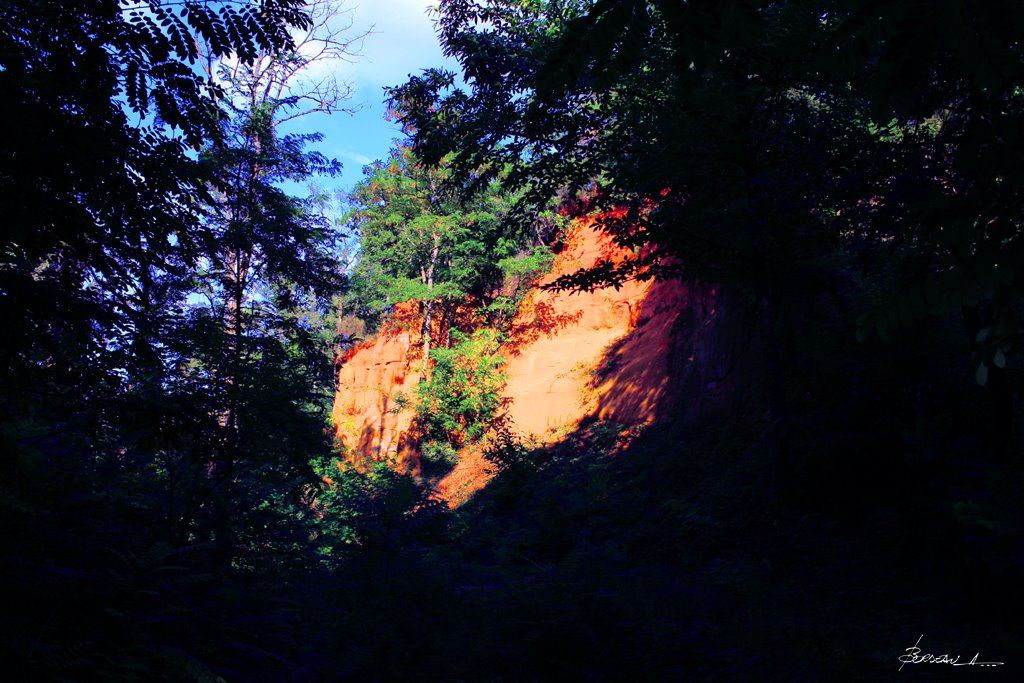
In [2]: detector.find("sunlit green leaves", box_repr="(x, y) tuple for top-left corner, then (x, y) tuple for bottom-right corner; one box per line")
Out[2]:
(344, 145), (526, 330)
(415, 328), (507, 447)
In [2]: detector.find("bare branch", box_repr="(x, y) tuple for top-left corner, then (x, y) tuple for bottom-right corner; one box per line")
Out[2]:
(192, 0), (372, 126)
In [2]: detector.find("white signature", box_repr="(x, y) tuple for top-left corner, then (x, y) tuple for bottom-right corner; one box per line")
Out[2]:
(899, 635), (1004, 671)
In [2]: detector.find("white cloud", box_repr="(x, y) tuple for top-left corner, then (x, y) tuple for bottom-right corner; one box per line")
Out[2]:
(276, 1), (462, 190)
(337, 1), (456, 99)
(340, 149), (374, 166)
(272, 1), (452, 112)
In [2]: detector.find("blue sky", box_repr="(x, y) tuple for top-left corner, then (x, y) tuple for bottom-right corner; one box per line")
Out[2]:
(279, 0), (461, 195)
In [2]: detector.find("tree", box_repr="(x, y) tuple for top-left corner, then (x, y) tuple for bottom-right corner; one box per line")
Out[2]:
(0, 1), (351, 677)
(394, 0), (1024, 318)
(192, 0), (364, 377)
(389, 0), (1024, 472)
(173, 0), (366, 574)
(0, 0), (322, 421)
(194, 0), (362, 367)
(416, 329), (507, 445)
(0, 0), (355, 610)
(345, 144), (523, 371)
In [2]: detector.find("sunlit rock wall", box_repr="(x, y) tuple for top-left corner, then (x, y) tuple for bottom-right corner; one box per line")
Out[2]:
(330, 303), (422, 473)
(332, 216), (744, 494)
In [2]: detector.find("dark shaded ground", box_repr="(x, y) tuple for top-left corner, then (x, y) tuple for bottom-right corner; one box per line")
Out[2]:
(326, 411), (1024, 682)
(4, 307), (1022, 681)
(4, 398), (1022, 681)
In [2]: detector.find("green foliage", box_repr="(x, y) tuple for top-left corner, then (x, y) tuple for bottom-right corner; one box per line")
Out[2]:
(393, 0), (1024, 379)
(498, 245), (556, 282)
(4, 3), (1024, 681)
(310, 457), (444, 562)
(0, 3), (353, 679)
(415, 329), (507, 448)
(343, 145), (527, 330)
(482, 414), (541, 474)
(420, 439), (461, 467)
(483, 244), (556, 328)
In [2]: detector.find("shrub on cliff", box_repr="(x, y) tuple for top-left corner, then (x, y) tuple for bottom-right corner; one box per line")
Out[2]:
(415, 329), (507, 459)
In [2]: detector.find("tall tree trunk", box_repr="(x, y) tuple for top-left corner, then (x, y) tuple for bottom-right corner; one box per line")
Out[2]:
(420, 233), (440, 380)
(210, 127), (259, 579)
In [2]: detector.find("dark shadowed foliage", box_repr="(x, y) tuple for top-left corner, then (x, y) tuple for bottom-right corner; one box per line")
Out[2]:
(2, 1), (1023, 680)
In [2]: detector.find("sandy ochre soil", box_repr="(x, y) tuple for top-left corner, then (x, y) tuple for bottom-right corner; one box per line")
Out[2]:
(331, 217), (693, 505)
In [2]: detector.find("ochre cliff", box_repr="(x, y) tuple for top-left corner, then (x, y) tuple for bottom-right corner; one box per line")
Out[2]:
(332, 217), (735, 503)
(500, 219), (677, 437)
(330, 303), (422, 473)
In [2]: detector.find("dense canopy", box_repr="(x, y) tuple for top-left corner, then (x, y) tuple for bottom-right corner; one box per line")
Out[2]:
(2, 1), (1022, 680)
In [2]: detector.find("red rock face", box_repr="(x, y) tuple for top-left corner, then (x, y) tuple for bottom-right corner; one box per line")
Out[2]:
(330, 302), (422, 474)
(332, 217), (723, 504)
(500, 218), (656, 438)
